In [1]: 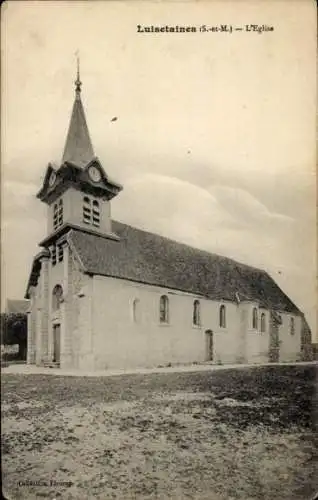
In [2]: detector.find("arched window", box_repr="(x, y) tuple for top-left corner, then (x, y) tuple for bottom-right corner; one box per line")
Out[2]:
(159, 295), (169, 324)
(52, 285), (63, 312)
(290, 317), (295, 336)
(132, 298), (141, 323)
(252, 308), (258, 329)
(260, 313), (266, 333)
(92, 200), (100, 227)
(219, 305), (226, 328)
(193, 300), (201, 326)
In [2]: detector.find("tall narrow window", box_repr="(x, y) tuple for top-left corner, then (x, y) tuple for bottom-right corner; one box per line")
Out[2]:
(53, 199), (63, 230)
(160, 295), (169, 324)
(219, 305), (226, 328)
(290, 317), (295, 336)
(51, 246), (57, 266)
(132, 298), (141, 323)
(252, 308), (258, 329)
(53, 203), (58, 230)
(260, 313), (266, 333)
(57, 244), (64, 263)
(83, 196), (91, 224)
(193, 300), (201, 326)
(58, 198), (63, 226)
(52, 285), (63, 312)
(92, 200), (100, 227)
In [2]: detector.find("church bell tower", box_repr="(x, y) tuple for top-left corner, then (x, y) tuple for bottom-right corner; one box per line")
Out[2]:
(36, 60), (123, 251)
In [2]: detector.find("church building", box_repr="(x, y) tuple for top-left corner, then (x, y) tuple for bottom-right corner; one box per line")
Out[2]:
(25, 70), (309, 370)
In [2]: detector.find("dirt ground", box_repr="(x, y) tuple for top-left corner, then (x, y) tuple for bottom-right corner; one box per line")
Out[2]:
(2, 364), (317, 500)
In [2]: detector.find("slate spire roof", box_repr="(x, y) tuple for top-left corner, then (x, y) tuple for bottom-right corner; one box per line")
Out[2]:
(62, 61), (95, 168)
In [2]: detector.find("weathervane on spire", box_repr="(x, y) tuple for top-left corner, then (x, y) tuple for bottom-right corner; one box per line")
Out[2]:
(75, 51), (82, 96)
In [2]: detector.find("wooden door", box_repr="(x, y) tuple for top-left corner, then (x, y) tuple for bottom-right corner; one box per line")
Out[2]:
(205, 330), (213, 361)
(53, 324), (61, 364)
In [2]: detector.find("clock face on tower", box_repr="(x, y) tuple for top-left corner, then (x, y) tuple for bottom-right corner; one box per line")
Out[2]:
(88, 166), (101, 183)
(49, 171), (56, 187)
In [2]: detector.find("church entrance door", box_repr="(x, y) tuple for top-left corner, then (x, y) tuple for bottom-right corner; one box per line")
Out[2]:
(53, 324), (61, 364)
(205, 330), (214, 361)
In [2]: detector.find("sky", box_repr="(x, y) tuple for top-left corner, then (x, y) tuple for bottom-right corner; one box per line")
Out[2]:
(1, 1), (317, 337)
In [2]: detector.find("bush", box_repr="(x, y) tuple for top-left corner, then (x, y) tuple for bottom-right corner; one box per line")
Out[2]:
(1, 351), (22, 362)
(0, 313), (27, 360)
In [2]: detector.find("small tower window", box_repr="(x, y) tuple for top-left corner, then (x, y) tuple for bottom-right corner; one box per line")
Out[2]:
(53, 199), (63, 230)
(57, 244), (64, 263)
(51, 244), (64, 266)
(92, 200), (100, 227)
(160, 295), (169, 324)
(252, 308), (258, 329)
(52, 285), (63, 312)
(53, 203), (58, 230)
(83, 196), (91, 224)
(219, 305), (226, 328)
(290, 317), (295, 336)
(51, 246), (57, 266)
(260, 313), (266, 333)
(193, 300), (201, 326)
(58, 199), (63, 226)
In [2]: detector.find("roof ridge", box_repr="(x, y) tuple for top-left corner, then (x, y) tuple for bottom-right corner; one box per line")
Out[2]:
(51, 222), (301, 315)
(111, 219), (265, 275)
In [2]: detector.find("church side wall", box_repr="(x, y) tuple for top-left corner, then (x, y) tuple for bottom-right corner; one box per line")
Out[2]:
(243, 304), (271, 364)
(78, 277), (94, 370)
(278, 312), (302, 362)
(91, 276), (240, 370)
(28, 261), (303, 371)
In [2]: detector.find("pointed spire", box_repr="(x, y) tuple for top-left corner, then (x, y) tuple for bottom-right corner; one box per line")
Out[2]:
(62, 56), (95, 168)
(75, 53), (82, 97)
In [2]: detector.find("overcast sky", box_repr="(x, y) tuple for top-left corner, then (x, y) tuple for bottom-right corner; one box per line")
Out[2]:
(1, 1), (316, 337)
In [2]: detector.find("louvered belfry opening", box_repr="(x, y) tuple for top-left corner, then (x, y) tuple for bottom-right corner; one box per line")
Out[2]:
(83, 196), (100, 227)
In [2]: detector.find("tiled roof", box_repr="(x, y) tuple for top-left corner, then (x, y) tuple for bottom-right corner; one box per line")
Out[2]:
(68, 221), (300, 314)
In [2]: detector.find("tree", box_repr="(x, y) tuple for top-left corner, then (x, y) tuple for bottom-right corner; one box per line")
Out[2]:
(1, 312), (27, 360)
